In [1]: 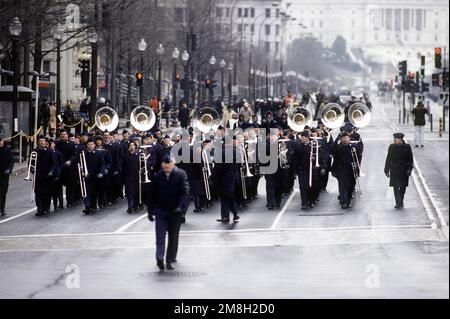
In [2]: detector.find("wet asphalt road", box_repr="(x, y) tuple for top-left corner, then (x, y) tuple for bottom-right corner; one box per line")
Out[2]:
(0, 100), (448, 299)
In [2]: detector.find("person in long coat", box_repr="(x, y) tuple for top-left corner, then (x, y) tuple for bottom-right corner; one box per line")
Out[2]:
(122, 141), (140, 213)
(82, 139), (106, 214)
(49, 140), (64, 212)
(0, 137), (14, 216)
(384, 133), (414, 209)
(34, 137), (57, 216)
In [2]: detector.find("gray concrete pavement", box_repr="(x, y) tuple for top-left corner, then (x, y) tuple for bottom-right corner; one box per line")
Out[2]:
(0, 100), (448, 299)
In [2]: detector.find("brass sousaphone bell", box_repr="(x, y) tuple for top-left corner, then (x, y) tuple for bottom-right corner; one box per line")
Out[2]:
(95, 107), (119, 132)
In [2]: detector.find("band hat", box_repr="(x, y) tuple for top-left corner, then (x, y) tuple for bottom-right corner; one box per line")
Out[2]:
(394, 133), (405, 139)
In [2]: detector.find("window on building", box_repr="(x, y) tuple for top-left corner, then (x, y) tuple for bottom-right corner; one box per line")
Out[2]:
(175, 7), (185, 22)
(238, 8), (242, 17)
(251, 8), (255, 18)
(250, 24), (255, 33)
(275, 42), (280, 54)
(265, 24), (271, 36)
(416, 9), (422, 31)
(43, 60), (51, 73)
(276, 25), (280, 36)
(385, 9), (392, 30)
(266, 8), (271, 18)
(395, 9), (401, 31)
(276, 9), (280, 18)
(226, 8), (230, 18)
(244, 8), (249, 18)
(403, 9), (410, 30)
(265, 41), (271, 52)
(216, 7), (223, 18)
(238, 24), (243, 33)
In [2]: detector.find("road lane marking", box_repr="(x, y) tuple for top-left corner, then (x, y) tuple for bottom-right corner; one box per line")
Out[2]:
(115, 214), (148, 233)
(270, 188), (299, 229)
(0, 207), (36, 225)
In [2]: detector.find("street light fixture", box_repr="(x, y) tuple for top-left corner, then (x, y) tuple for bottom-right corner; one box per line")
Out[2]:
(9, 17), (22, 156)
(227, 62), (234, 105)
(137, 38), (147, 105)
(156, 43), (164, 102)
(138, 38), (147, 52)
(172, 47), (180, 109)
(181, 50), (190, 105)
(53, 23), (64, 114)
(181, 50), (190, 63)
(208, 56), (217, 104)
(88, 30), (99, 115)
(219, 59), (226, 100)
(209, 55), (217, 66)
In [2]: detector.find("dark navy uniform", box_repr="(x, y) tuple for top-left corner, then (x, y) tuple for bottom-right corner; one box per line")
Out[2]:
(0, 142), (14, 215)
(96, 146), (112, 208)
(34, 147), (57, 216)
(56, 140), (77, 206)
(122, 150), (140, 212)
(149, 168), (189, 267)
(384, 140), (414, 208)
(265, 139), (283, 210)
(293, 139), (312, 209)
(50, 147), (64, 211)
(105, 141), (123, 203)
(83, 150), (106, 213)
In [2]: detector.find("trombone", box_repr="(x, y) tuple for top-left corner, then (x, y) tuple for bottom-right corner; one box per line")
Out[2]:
(139, 151), (152, 205)
(239, 142), (253, 200)
(309, 137), (322, 188)
(25, 151), (38, 202)
(78, 151), (88, 199)
(202, 146), (212, 201)
(351, 146), (362, 198)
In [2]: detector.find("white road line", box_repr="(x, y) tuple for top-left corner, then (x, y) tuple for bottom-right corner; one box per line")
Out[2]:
(0, 207), (36, 225)
(115, 214), (148, 233)
(0, 224), (433, 240)
(270, 189), (299, 230)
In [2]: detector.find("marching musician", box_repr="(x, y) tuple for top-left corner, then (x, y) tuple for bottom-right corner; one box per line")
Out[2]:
(56, 130), (77, 208)
(103, 132), (123, 205)
(215, 137), (240, 223)
(331, 132), (362, 209)
(384, 133), (414, 209)
(148, 156), (189, 271)
(122, 141), (140, 214)
(34, 136), (57, 217)
(72, 134), (85, 204)
(293, 130), (313, 210)
(49, 140), (64, 212)
(316, 124), (334, 193)
(309, 128), (328, 207)
(82, 138), (106, 215)
(265, 133), (283, 210)
(0, 136), (14, 216)
(95, 136), (112, 209)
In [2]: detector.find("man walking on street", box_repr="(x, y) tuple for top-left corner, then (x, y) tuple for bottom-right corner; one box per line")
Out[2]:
(0, 137), (14, 216)
(148, 156), (189, 271)
(411, 101), (429, 148)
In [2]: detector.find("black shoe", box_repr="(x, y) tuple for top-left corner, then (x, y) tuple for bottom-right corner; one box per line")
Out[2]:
(193, 209), (201, 213)
(217, 219), (230, 223)
(275, 205), (281, 210)
(395, 205), (402, 209)
(58, 205), (64, 209)
(301, 205), (308, 210)
(309, 203), (315, 209)
(233, 215), (240, 222)
(166, 263), (175, 270)
(180, 216), (186, 224)
(157, 259), (165, 271)
(415, 145), (419, 148)
(421, 145), (424, 148)
(82, 209), (90, 215)
(341, 204), (348, 210)
(127, 208), (133, 214)
(35, 212), (45, 217)
(268, 206), (275, 211)
(1, 211), (6, 216)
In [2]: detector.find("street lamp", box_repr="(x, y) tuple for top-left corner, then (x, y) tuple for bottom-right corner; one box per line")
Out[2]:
(156, 43), (164, 102)
(181, 50), (190, 105)
(9, 16), (22, 156)
(172, 47), (180, 110)
(138, 38), (147, 105)
(53, 23), (64, 114)
(208, 56), (216, 104)
(219, 59), (226, 101)
(88, 30), (99, 114)
(228, 62), (233, 105)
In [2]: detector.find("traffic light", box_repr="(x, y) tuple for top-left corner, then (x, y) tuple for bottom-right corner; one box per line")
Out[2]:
(136, 72), (144, 87)
(435, 47), (442, 69)
(422, 82), (430, 93)
(432, 73), (441, 87)
(175, 74), (181, 82)
(205, 79), (212, 88)
(398, 60), (407, 81)
(421, 56), (426, 77)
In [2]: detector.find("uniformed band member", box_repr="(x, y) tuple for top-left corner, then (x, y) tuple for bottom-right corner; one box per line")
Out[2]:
(82, 138), (106, 214)
(384, 133), (414, 209)
(148, 156), (189, 271)
(34, 136), (57, 217)
(293, 130), (313, 210)
(49, 140), (64, 212)
(122, 141), (140, 213)
(0, 137), (14, 216)
(56, 130), (77, 208)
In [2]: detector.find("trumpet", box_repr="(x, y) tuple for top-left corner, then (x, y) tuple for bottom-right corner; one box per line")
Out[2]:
(25, 151), (38, 202)
(95, 107), (119, 132)
(78, 151), (88, 199)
